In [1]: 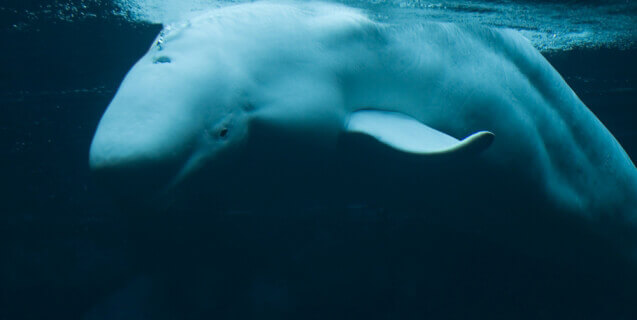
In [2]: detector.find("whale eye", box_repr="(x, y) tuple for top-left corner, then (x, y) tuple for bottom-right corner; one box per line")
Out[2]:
(219, 127), (229, 138)
(242, 102), (255, 111)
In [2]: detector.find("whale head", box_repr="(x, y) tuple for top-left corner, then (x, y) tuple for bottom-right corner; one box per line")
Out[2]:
(88, 3), (375, 204)
(89, 24), (254, 201)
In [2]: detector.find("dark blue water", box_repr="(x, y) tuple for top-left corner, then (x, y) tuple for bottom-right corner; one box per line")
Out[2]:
(1, 1), (636, 319)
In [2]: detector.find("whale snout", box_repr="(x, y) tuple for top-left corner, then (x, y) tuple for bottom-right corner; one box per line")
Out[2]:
(89, 154), (174, 203)
(89, 135), (189, 204)
(88, 105), (199, 203)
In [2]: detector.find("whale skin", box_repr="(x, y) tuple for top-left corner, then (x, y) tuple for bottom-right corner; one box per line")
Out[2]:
(89, 2), (637, 261)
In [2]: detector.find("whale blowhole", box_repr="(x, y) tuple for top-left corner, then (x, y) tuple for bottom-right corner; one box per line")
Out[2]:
(153, 56), (172, 64)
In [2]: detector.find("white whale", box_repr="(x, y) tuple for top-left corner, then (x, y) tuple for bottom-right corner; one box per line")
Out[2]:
(89, 2), (637, 261)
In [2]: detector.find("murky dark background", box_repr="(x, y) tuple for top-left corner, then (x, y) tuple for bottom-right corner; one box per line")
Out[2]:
(1, 1), (636, 319)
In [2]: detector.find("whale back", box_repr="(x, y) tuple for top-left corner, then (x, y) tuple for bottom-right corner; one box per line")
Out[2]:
(327, 21), (637, 217)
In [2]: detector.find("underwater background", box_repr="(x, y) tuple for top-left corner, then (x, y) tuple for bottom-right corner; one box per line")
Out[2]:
(1, 0), (636, 319)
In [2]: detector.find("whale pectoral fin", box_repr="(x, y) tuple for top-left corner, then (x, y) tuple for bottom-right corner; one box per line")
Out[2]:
(345, 110), (494, 155)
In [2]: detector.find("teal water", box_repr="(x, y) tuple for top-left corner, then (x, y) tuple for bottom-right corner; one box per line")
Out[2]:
(1, 1), (636, 319)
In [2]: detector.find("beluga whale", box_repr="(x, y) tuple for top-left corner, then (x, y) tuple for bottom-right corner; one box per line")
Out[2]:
(89, 1), (637, 264)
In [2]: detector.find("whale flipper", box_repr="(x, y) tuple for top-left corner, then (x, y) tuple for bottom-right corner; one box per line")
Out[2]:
(345, 110), (494, 155)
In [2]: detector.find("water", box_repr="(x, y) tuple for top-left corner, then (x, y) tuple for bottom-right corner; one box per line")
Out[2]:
(1, 1), (636, 319)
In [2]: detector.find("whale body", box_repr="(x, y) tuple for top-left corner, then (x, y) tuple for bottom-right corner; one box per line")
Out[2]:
(89, 2), (637, 261)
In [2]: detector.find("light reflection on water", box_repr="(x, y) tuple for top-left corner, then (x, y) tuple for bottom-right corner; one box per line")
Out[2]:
(115, 0), (636, 51)
(1, 0), (635, 51)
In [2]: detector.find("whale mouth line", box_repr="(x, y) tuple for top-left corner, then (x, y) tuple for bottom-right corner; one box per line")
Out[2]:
(89, 145), (192, 208)
(161, 150), (213, 196)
